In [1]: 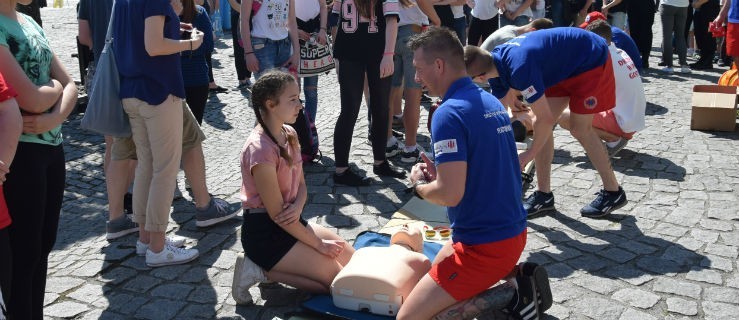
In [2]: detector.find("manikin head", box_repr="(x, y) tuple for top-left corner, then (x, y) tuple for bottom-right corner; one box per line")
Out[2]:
(390, 225), (424, 253)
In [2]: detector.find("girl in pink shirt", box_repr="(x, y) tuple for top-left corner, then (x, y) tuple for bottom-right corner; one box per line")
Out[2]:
(233, 70), (355, 305)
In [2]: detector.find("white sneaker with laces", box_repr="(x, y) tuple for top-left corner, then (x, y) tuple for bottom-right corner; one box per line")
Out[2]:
(136, 236), (187, 256)
(145, 243), (199, 267)
(232, 253), (267, 305)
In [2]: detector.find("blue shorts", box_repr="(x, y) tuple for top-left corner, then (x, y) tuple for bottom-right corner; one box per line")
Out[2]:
(252, 36), (292, 79)
(392, 25), (422, 89)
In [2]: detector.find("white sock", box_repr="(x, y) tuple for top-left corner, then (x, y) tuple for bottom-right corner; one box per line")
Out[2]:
(605, 138), (622, 148)
(386, 136), (398, 147)
(403, 144), (417, 152)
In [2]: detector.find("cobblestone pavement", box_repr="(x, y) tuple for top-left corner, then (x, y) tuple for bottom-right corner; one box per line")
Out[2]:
(31, 3), (739, 319)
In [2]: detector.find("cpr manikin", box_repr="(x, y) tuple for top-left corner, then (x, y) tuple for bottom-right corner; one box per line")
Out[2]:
(331, 226), (431, 316)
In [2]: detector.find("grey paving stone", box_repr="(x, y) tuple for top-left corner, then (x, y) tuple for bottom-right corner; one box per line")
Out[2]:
(68, 283), (105, 304)
(43, 301), (90, 318)
(149, 265), (192, 281)
(619, 308), (658, 320)
(666, 297), (698, 316)
(701, 255), (735, 272)
(702, 301), (739, 320)
(704, 243), (738, 259)
(686, 268), (724, 285)
(122, 275), (162, 294)
(703, 287), (739, 304)
(611, 288), (660, 309)
(135, 298), (187, 320)
(571, 274), (621, 295)
(596, 247), (637, 263)
(569, 297), (625, 319)
(653, 278), (702, 299)
(45, 276), (85, 294)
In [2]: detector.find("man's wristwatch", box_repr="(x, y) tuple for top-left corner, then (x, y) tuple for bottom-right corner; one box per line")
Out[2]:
(411, 180), (428, 200)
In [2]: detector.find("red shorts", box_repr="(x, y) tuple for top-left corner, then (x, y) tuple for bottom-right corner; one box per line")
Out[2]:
(592, 109), (634, 139)
(429, 230), (526, 301)
(727, 23), (739, 57)
(545, 55), (616, 115)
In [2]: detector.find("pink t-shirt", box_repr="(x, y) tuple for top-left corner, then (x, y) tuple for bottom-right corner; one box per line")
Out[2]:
(240, 125), (303, 210)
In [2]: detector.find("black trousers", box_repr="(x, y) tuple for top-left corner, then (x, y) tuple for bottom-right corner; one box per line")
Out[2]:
(185, 85), (210, 125)
(628, 1), (657, 67)
(694, 1), (721, 64)
(334, 59), (391, 167)
(0, 228), (11, 316)
(468, 15), (498, 47)
(231, 9), (251, 81)
(4, 142), (65, 320)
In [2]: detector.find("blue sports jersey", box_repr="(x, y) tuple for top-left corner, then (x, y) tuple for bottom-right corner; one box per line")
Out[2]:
(489, 28), (609, 103)
(730, 0), (739, 23)
(431, 77), (527, 245)
(612, 27), (642, 73)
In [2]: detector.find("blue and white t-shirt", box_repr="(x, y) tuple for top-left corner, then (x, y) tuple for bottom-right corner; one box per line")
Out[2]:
(489, 28), (609, 103)
(431, 77), (526, 245)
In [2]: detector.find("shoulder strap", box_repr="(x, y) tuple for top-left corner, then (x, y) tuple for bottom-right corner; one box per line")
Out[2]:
(105, 0), (116, 43)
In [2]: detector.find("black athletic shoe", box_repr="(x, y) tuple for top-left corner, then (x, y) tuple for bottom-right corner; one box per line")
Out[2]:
(689, 61), (713, 70)
(512, 120), (527, 142)
(333, 168), (371, 186)
(521, 262), (553, 313)
(523, 191), (555, 217)
(420, 93), (432, 103)
(373, 161), (406, 178)
(580, 187), (627, 218)
(506, 264), (540, 320)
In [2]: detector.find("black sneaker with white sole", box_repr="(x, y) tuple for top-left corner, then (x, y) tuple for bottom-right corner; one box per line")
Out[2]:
(523, 191), (555, 218)
(580, 187), (627, 218)
(400, 148), (420, 163)
(520, 262), (553, 313)
(386, 143), (401, 158)
(333, 168), (372, 186)
(506, 264), (540, 320)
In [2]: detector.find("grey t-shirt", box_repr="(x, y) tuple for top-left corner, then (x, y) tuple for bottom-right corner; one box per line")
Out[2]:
(480, 25), (517, 52)
(77, 0), (114, 60)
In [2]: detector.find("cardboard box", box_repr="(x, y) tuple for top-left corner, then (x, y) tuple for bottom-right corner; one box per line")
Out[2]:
(691, 85), (738, 132)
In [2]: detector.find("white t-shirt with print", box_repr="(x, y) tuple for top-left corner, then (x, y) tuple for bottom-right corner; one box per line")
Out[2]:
(608, 43), (646, 133)
(470, 0), (498, 20)
(252, 0), (290, 40)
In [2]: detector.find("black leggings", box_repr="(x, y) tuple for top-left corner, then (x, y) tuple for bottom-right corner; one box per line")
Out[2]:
(206, 53), (215, 83)
(3, 142), (65, 320)
(0, 228), (11, 314)
(231, 9), (251, 81)
(185, 85), (210, 125)
(468, 15), (498, 46)
(334, 59), (391, 167)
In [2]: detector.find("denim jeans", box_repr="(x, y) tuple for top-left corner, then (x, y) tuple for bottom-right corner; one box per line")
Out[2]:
(302, 76), (318, 122)
(453, 17), (467, 45)
(252, 36), (292, 79)
(499, 14), (530, 28)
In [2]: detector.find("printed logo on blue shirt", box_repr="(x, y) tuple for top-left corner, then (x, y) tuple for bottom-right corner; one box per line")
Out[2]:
(521, 85), (537, 100)
(434, 139), (458, 157)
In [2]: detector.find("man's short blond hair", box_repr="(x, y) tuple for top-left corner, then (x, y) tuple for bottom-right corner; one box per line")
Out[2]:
(464, 45), (494, 78)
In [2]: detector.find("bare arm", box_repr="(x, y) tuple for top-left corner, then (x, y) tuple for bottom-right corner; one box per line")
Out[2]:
(286, 0), (300, 67)
(716, 0), (731, 25)
(0, 97), (22, 184)
(517, 95), (556, 169)
(240, 0), (254, 52)
(228, 0), (240, 12)
(418, 0), (441, 26)
(144, 15), (203, 56)
(413, 161), (467, 207)
(380, 16), (399, 78)
(511, 0), (533, 17)
(0, 47), (62, 113)
(78, 19), (93, 48)
(22, 54), (78, 134)
(601, 0), (623, 11)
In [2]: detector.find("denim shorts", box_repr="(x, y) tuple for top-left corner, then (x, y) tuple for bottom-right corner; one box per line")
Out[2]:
(252, 36), (293, 79)
(392, 25), (422, 89)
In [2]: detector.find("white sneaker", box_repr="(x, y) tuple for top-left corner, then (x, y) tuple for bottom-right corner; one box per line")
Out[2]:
(145, 243), (199, 267)
(232, 253), (267, 305)
(661, 66), (674, 73)
(679, 65), (692, 73)
(136, 236), (187, 256)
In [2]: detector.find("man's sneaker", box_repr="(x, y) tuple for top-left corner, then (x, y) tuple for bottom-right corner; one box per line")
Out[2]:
(679, 65), (692, 73)
(136, 236), (187, 256)
(145, 243), (199, 267)
(400, 148), (420, 163)
(106, 214), (139, 240)
(580, 187), (627, 218)
(606, 139), (628, 157)
(520, 262), (553, 313)
(196, 197), (240, 227)
(232, 253), (268, 305)
(420, 93), (432, 103)
(386, 142), (401, 158)
(523, 191), (555, 218)
(506, 263), (540, 320)
(123, 192), (133, 215)
(334, 168), (372, 186)
(660, 66), (674, 73)
(373, 161), (407, 178)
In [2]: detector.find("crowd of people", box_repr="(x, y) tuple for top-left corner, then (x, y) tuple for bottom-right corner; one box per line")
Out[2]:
(0, 0), (735, 319)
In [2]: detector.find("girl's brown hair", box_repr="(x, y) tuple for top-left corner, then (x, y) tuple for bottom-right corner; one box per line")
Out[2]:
(250, 70), (299, 165)
(355, 0), (413, 21)
(180, 0), (197, 24)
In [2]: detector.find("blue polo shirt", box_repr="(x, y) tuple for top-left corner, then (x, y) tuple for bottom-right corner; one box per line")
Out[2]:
(431, 77), (526, 245)
(730, 0), (739, 23)
(113, 0), (186, 105)
(612, 27), (642, 73)
(489, 28), (609, 103)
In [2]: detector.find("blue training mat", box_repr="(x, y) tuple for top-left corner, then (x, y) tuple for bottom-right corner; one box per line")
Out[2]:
(299, 231), (442, 320)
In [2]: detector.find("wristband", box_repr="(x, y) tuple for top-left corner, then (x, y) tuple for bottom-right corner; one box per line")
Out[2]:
(383, 51), (394, 56)
(245, 51), (254, 55)
(411, 180), (428, 200)
(320, 27), (327, 30)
